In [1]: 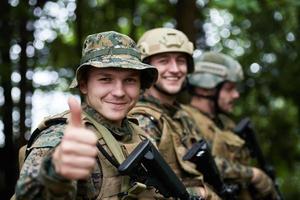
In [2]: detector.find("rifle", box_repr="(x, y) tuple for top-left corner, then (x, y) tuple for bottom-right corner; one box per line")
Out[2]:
(118, 139), (203, 200)
(183, 139), (238, 200)
(234, 117), (284, 200)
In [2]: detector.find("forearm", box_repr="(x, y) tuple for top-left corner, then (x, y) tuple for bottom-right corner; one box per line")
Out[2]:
(214, 156), (253, 183)
(15, 148), (76, 200)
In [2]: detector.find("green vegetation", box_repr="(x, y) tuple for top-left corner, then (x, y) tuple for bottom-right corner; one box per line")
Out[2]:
(0, 0), (299, 199)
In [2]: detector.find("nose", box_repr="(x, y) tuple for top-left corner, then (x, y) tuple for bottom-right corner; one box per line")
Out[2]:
(169, 58), (180, 73)
(232, 89), (240, 99)
(111, 81), (125, 97)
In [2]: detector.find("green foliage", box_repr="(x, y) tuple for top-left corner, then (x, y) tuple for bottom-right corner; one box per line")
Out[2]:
(1, 0), (300, 198)
(213, 1), (300, 198)
(212, 0), (260, 13)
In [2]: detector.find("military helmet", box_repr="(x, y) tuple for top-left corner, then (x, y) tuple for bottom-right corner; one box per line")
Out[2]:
(137, 27), (194, 73)
(70, 31), (158, 89)
(188, 51), (244, 89)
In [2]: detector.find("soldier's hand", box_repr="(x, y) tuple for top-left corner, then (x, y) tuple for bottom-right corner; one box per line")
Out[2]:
(251, 167), (276, 197)
(52, 97), (98, 180)
(202, 183), (222, 200)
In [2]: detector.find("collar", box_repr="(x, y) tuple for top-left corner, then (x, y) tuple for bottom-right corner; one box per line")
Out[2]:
(83, 104), (133, 140)
(139, 94), (182, 117)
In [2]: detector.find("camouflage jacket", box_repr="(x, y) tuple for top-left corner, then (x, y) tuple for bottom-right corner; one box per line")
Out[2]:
(214, 113), (251, 165)
(129, 95), (201, 145)
(215, 114), (280, 200)
(15, 105), (150, 200)
(214, 113), (236, 131)
(129, 95), (221, 200)
(182, 105), (252, 183)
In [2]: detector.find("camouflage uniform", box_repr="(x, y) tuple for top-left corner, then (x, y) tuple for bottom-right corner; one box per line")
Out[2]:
(130, 95), (220, 200)
(186, 51), (278, 200)
(214, 114), (235, 130)
(182, 105), (253, 191)
(15, 31), (161, 200)
(213, 113), (251, 164)
(130, 28), (221, 200)
(16, 105), (154, 200)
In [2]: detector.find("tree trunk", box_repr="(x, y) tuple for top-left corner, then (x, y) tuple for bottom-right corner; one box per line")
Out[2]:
(18, 1), (31, 149)
(175, 0), (197, 43)
(0, 1), (18, 199)
(128, 0), (137, 41)
(75, 0), (83, 58)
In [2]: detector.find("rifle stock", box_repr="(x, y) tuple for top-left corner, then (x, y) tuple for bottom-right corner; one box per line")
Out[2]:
(118, 139), (203, 200)
(183, 139), (238, 200)
(234, 117), (284, 200)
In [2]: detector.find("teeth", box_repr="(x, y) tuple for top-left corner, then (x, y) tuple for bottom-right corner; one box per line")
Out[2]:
(165, 77), (179, 80)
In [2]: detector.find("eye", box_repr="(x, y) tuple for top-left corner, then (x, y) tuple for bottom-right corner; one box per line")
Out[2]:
(125, 77), (138, 83)
(98, 77), (112, 82)
(177, 57), (187, 65)
(157, 58), (168, 65)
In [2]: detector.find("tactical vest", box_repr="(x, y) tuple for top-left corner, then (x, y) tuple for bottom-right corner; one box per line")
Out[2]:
(181, 105), (217, 145)
(130, 102), (204, 195)
(182, 105), (247, 163)
(182, 105), (253, 200)
(21, 110), (155, 200)
(89, 120), (144, 199)
(217, 113), (236, 131)
(216, 113), (250, 165)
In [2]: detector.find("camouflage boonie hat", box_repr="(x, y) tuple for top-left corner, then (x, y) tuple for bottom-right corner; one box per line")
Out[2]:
(188, 51), (244, 89)
(70, 31), (158, 89)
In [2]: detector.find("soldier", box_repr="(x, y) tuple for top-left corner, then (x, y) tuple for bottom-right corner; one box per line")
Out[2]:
(14, 31), (162, 199)
(129, 28), (220, 200)
(183, 51), (278, 199)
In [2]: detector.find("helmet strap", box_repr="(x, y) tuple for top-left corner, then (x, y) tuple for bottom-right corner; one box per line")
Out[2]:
(215, 81), (225, 114)
(189, 86), (218, 118)
(189, 83), (217, 102)
(191, 92), (216, 101)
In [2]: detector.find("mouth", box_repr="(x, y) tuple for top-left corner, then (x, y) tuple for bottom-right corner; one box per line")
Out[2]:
(228, 101), (235, 107)
(163, 76), (182, 81)
(105, 102), (128, 111)
(106, 101), (127, 105)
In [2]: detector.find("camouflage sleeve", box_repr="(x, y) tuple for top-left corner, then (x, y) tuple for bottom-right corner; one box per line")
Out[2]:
(130, 113), (162, 146)
(214, 156), (253, 183)
(15, 124), (76, 200)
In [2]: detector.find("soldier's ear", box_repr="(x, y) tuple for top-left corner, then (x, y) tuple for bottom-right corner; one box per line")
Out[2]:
(79, 80), (88, 94)
(78, 67), (91, 94)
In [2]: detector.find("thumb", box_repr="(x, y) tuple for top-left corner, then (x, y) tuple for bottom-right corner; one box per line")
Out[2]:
(68, 97), (83, 128)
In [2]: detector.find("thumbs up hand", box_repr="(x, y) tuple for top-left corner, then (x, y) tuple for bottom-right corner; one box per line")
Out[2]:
(52, 97), (98, 180)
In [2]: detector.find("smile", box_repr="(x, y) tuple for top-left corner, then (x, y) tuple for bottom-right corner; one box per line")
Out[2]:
(164, 76), (181, 81)
(106, 101), (127, 105)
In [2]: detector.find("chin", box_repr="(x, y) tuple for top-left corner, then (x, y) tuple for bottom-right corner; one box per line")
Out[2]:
(106, 116), (124, 123)
(166, 86), (182, 94)
(104, 112), (126, 122)
(220, 108), (230, 114)
(225, 108), (233, 113)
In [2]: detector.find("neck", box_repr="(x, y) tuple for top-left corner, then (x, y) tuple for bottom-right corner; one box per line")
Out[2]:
(190, 96), (216, 118)
(146, 87), (176, 105)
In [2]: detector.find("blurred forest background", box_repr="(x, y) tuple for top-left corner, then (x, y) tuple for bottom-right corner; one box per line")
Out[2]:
(0, 0), (299, 199)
